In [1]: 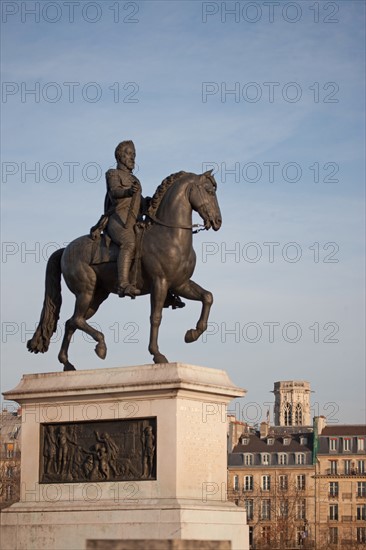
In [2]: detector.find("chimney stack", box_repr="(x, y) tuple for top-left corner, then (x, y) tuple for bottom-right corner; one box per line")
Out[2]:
(260, 421), (269, 439)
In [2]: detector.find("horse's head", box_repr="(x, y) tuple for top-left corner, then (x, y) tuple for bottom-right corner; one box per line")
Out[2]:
(190, 170), (222, 231)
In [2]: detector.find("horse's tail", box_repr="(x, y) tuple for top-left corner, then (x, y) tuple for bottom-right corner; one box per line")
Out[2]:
(27, 248), (64, 354)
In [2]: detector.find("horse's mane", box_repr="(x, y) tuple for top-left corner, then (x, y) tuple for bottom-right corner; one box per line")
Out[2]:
(147, 171), (187, 217)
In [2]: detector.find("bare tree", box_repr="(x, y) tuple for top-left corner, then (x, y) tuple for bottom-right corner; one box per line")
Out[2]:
(0, 451), (20, 509)
(228, 478), (314, 549)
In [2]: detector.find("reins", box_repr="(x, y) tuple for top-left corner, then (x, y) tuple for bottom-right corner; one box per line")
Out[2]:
(146, 212), (206, 233)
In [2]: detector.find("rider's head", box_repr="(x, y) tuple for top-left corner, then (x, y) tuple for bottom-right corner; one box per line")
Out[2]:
(115, 140), (136, 171)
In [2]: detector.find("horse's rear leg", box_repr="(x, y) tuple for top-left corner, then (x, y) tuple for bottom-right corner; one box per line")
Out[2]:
(174, 280), (213, 343)
(58, 319), (77, 371)
(149, 278), (169, 364)
(58, 289), (109, 371)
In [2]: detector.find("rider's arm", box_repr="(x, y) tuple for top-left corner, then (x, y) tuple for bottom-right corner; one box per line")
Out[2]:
(106, 170), (134, 199)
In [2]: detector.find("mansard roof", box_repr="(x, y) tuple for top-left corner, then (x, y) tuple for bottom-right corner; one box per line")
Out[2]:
(232, 432), (313, 454)
(320, 425), (366, 436)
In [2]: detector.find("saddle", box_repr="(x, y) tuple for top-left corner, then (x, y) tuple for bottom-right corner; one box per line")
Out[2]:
(89, 219), (185, 309)
(90, 232), (119, 265)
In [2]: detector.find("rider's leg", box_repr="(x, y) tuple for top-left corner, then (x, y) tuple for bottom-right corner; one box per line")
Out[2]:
(117, 235), (140, 298)
(107, 217), (140, 297)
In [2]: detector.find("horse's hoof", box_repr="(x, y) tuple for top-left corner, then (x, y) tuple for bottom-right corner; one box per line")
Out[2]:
(95, 342), (107, 359)
(153, 353), (168, 364)
(63, 361), (76, 371)
(185, 329), (197, 343)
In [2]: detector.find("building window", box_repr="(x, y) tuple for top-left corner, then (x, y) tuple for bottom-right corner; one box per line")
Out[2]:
(244, 453), (253, 466)
(296, 528), (305, 547)
(329, 527), (338, 544)
(296, 475), (306, 491)
(279, 475), (288, 491)
(329, 482), (339, 497)
(329, 438), (337, 452)
(283, 437), (291, 446)
(344, 459), (351, 474)
(261, 453), (270, 465)
(6, 466), (13, 478)
(244, 475), (253, 492)
(357, 505), (366, 521)
(343, 438), (351, 452)
(329, 504), (338, 521)
(5, 485), (13, 501)
(329, 460), (338, 475)
(284, 403), (292, 426)
(296, 499), (306, 520)
(262, 475), (271, 491)
(245, 499), (254, 521)
(261, 526), (271, 545)
(261, 499), (271, 520)
(279, 499), (289, 518)
(357, 528), (366, 543)
(249, 526), (254, 547)
(267, 438), (274, 445)
(295, 453), (306, 465)
(241, 437), (249, 445)
(294, 403), (303, 425)
(6, 443), (14, 459)
(358, 460), (365, 474)
(233, 475), (239, 491)
(300, 436), (308, 445)
(278, 453), (288, 465)
(357, 482), (366, 497)
(358, 438), (365, 452)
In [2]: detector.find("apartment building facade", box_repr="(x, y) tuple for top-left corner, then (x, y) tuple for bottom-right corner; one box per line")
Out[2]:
(227, 381), (366, 549)
(228, 421), (315, 548)
(315, 423), (366, 547)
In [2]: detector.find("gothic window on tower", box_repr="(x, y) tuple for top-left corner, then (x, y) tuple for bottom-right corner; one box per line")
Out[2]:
(284, 402), (292, 426)
(295, 403), (303, 425)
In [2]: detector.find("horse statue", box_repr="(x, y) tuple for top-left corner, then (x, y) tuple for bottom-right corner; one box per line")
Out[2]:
(27, 170), (222, 370)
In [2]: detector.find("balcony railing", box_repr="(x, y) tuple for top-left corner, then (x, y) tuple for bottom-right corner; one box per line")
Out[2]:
(325, 468), (366, 477)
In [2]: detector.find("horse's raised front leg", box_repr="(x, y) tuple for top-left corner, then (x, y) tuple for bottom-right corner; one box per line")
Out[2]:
(174, 279), (213, 343)
(149, 278), (169, 364)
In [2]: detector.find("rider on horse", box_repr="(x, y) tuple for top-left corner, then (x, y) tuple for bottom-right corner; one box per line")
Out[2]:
(104, 140), (141, 298)
(91, 140), (185, 307)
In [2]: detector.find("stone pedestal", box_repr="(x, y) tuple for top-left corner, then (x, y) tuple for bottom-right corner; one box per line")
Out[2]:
(1, 363), (249, 550)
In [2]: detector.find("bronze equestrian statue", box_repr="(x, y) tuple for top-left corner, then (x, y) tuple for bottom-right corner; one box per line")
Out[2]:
(27, 142), (222, 370)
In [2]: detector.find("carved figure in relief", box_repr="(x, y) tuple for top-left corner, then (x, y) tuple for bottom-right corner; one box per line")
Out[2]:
(43, 425), (57, 475)
(57, 426), (74, 479)
(95, 444), (110, 479)
(82, 454), (95, 479)
(142, 425), (155, 478)
(95, 431), (119, 476)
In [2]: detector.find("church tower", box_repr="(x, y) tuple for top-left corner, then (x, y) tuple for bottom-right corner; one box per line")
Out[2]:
(273, 381), (311, 426)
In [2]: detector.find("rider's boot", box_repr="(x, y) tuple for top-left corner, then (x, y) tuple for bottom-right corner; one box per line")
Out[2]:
(117, 248), (140, 298)
(164, 292), (186, 309)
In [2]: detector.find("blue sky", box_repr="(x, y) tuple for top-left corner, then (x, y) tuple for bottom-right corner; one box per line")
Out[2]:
(1, 1), (365, 424)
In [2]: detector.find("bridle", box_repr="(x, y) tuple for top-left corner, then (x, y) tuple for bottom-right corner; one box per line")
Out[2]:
(147, 175), (215, 234)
